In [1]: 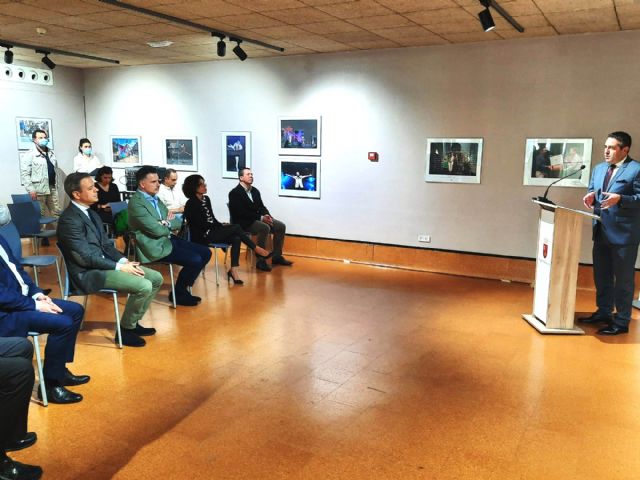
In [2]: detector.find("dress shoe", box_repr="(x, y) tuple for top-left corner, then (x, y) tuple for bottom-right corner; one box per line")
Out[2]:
(169, 292), (199, 306)
(116, 329), (146, 347)
(597, 324), (629, 335)
(41, 288), (52, 296)
(38, 384), (82, 404)
(135, 323), (156, 336)
(256, 260), (272, 272)
(4, 433), (37, 452)
(62, 369), (90, 386)
(227, 270), (244, 285)
(578, 312), (613, 324)
(271, 256), (293, 266)
(0, 456), (43, 480)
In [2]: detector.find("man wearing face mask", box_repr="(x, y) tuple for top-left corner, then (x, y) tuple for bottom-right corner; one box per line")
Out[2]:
(20, 129), (61, 219)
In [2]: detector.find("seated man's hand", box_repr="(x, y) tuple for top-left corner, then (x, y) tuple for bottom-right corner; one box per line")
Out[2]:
(121, 262), (145, 277)
(35, 299), (62, 314)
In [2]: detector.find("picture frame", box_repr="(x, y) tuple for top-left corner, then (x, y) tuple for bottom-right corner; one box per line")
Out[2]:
(279, 116), (321, 156)
(163, 137), (197, 171)
(221, 132), (251, 179)
(110, 136), (141, 166)
(16, 117), (53, 150)
(523, 138), (592, 187)
(279, 157), (320, 199)
(425, 138), (483, 184)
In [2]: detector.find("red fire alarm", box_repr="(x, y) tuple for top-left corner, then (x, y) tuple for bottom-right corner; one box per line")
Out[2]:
(368, 152), (379, 162)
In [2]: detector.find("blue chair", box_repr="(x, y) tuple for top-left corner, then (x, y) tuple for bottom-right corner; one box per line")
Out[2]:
(11, 194), (56, 227)
(0, 221), (63, 295)
(7, 203), (56, 255)
(56, 245), (124, 349)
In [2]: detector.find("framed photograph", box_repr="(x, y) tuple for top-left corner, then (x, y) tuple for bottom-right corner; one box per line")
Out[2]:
(279, 116), (321, 156)
(110, 136), (141, 166)
(16, 117), (53, 150)
(164, 137), (197, 171)
(279, 157), (320, 199)
(425, 138), (483, 184)
(221, 132), (251, 179)
(523, 138), (592, 187)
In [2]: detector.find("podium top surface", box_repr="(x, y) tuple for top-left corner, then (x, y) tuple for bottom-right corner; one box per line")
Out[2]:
(531, 199), (600, 220)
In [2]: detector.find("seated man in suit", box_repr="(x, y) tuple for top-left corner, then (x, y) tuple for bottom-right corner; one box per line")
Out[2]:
(228, 168), (293, 272)
(128, 166), (211, 306)
(0, 337), (42, 480)
(0, 213), (87, 404)
(57, 173), (163, 347)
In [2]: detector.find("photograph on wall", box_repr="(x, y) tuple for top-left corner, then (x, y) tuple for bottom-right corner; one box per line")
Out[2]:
(16, 117), (53, 150)
(523, 138), (592, 187)
(279, 157), (320, 199)
(110, 136), (141, 165)
(164, 137), (197, 171)
(425, 138), (483, 184)
(222, 132), (251, 179)
(279, 116), (321, 156)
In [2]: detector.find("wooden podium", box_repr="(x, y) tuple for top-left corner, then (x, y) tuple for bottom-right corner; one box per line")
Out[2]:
(522, 200), (599, 334)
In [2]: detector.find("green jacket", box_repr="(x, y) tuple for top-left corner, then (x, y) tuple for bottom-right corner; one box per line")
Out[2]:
(127, 191), (182, 263)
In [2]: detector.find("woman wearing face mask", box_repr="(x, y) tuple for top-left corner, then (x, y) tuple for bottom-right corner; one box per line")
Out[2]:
(73, 138), (103, 174)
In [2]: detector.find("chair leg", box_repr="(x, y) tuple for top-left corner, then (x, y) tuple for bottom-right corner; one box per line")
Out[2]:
(214, 247), (220, 286)
(32, 266), (39, 286)
(80, 296), (89, 330)
(31, 334), (47, 407)
(112, 292), (123, 349)
(168, 264), (176, 309)
(55, 258), (63, 297)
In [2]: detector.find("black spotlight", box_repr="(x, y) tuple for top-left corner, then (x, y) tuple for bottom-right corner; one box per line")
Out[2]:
(478, 0), (495, 32)
(217, 37), (226, 57)
(4, 48), (13, 65)
(41, 52), (56, 69)
(232, 40), (247, 61)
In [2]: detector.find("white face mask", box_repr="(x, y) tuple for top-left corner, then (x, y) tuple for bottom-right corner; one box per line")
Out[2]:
(0, 204), (10, 226)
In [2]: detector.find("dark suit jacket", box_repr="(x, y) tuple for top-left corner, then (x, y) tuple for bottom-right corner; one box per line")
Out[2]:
(588, 157), (640, 245)
(228, 184), (270, 231)
(0, 235), (42, 335)
(56, 203), (124, 294)
(183, 195), (222, 245)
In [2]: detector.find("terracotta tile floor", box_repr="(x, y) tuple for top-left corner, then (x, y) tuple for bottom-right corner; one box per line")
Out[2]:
(11, 253), (640, 479)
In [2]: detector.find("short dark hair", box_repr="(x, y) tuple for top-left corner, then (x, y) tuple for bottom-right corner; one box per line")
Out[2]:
(32, 129), (46, 139)
(135, 165), (158, 185)
(238, 167), (251, 179)
(182, 174), (204, 199)
(164, 168), (177, 180)
(95, 166), (113, 183)
(78, 138), (91, 153)
(608, 131), (632, 150)
(64, 172), (92, 199)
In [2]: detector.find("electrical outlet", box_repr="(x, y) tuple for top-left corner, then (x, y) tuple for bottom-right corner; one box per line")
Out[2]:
(418, 235), (431, 243)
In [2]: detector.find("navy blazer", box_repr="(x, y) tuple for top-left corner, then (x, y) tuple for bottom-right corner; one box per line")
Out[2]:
(588, 157), (640, 245)
(0, 235), (42, 336)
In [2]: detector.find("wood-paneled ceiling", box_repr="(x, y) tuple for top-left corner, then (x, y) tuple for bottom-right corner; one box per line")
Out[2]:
(0, 0), (638, 68)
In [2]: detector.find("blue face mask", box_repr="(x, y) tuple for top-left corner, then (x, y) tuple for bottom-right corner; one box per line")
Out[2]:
(83, 148), (92, 156)
(37, 138), (49, 148)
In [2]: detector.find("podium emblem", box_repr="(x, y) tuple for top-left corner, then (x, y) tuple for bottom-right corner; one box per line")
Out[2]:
(542, 239), (549, 259)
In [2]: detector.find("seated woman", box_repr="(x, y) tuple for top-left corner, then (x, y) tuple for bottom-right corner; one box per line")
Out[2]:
(182, 174), (270, 285)
(92, 166), (121, 225)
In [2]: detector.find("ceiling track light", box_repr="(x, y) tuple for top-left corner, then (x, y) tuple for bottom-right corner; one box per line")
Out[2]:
(1, 42), (13, 64)
(232, 39), (247, 62)
(213, 33), (226, 57)
(478, 0), (524, 33)
(37, 50), (56, 69)
(0, 38), (119, 65)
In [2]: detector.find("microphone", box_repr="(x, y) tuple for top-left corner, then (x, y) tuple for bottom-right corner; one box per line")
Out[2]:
(534, 165), (586, 205)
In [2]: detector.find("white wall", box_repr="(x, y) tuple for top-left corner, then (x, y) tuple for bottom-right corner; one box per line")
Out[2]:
(0, 64), (86, 205)
(79, 30), (640, 263)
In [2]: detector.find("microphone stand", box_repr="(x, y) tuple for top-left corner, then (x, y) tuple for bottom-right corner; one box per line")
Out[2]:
(533, 165), (586, 206)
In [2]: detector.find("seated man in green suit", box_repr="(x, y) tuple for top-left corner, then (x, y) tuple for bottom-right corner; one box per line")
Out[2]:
(127, 166), (211, 306)
(57, 173), (163, 347)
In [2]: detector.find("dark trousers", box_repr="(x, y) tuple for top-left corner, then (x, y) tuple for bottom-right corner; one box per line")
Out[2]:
(206, 224), (256, 267)
(593, 233), (639, 326)
(160, 236), (212, 295)
(0, 338), (34, 449)
(248, 219), (286, 258)
(1, 299), (84, 381)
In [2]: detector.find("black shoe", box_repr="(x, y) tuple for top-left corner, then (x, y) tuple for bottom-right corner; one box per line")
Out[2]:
(4, 432), (37, 452)
(597, 324), (629, 335)
(578, 312), (613, 324)
(41, 238), (50, 247)
(41, 288), (52, 296)
(227, 271), (244, 285)
(169, 292), (199, 306)
(62, 368), (90, 386)
(190, 294), (202, 302)
(256, 260), (272, 272)
(271, 256), (293, 266)
(0, 456), (42, 480)
(117, 329), (146, 347)
(38, 384), (83, 404)
(135, 323), (156, 336)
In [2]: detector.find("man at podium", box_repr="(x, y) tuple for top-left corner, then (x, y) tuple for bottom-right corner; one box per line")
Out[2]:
(581, 131), (640, 335)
